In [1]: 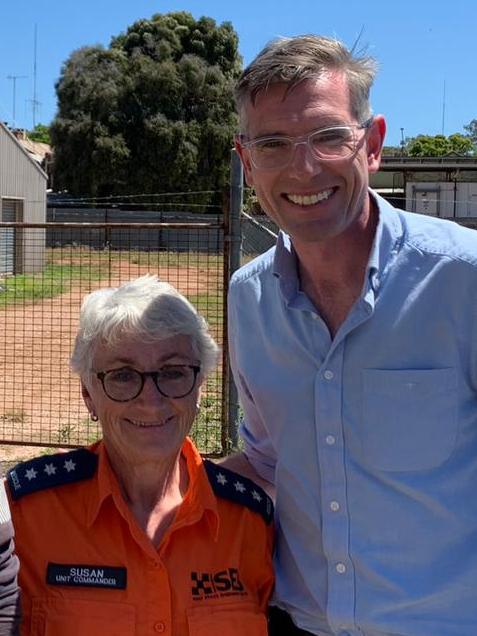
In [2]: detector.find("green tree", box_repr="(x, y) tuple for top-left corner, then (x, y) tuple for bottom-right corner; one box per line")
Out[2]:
(50, 12), (241, 198)
(28, 123), (51, 144)
(464, 119), (477, 144)
(382, 145), (403, 156)
(406, 133), (475, 157)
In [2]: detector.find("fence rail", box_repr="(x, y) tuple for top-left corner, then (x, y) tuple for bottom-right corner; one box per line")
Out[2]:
(0, 219), (231, 456)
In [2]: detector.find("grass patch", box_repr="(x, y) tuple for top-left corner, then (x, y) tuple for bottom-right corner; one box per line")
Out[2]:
(48, 246), (224, 271)
(0, 410), (28, 424)
(0, 263), (104, 307)
(188, 293), (224, 328)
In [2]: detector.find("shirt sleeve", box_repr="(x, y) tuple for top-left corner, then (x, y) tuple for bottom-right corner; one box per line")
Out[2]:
(0, 471), (21, 636)
(227, 283), (277, 484)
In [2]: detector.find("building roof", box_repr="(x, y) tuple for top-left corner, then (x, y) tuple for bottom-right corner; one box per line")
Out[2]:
(0, 122), (48, 180)
(380, 155), (477, 171)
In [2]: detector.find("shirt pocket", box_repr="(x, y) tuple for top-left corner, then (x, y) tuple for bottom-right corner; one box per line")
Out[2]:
(30, 597), (136, 636)
(187, 603), (268, 636)
(361, 368), (458, 471)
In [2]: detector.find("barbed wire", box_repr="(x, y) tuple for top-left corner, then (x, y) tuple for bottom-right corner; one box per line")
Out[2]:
(49, 190), (221, 204)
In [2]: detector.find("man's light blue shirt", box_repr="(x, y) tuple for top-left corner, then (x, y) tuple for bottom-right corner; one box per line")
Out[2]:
(228, 193), (477, 636)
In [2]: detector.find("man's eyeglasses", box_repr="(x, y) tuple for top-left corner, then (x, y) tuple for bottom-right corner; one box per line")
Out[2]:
(239, 118), (374, 170)
(96, 365), (201, 402)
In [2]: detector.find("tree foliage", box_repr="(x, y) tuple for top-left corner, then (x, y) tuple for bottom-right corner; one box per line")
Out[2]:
(464, 119), (477, 144)
(28, 123), (51, 144)
(406, 133), (476, 157)
(50, 12), (241, 198)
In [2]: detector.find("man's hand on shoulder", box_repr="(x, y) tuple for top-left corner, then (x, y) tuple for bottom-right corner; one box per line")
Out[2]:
(216, 452), (276, 501)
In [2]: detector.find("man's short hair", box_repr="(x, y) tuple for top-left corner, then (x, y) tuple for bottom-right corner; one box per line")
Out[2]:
(235, 35), (377, 131)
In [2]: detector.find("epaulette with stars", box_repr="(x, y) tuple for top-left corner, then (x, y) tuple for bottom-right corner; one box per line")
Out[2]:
(7, 448), (98, 501)
(204, 460), (273, 525)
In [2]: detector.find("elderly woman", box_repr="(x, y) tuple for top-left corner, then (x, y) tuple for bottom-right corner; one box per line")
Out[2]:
(6, 275), (273, 635)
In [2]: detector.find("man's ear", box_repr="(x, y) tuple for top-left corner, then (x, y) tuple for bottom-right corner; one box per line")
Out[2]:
(234, 135), (255, 187)
(367, 115), (386, 174)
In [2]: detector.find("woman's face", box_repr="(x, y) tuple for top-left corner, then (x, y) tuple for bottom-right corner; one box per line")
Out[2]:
(81, 334), (202, 465)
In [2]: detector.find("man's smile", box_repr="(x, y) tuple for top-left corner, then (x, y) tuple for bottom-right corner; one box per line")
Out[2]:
(284, 188), (336, 207)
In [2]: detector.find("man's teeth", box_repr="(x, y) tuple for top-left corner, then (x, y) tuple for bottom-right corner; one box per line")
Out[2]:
(287, 189), (334, 206)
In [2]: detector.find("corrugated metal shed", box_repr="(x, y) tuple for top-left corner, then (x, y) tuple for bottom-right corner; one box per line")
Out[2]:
(0, 121), (47, 274)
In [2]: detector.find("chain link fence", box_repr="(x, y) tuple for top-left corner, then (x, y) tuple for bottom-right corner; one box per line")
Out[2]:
(0, 213), (230, 457)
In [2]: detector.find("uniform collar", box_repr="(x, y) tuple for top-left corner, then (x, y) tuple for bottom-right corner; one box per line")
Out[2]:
(86, 438), (219, 540)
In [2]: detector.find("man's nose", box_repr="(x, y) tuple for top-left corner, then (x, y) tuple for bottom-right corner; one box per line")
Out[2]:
(289, 140), (322, 175)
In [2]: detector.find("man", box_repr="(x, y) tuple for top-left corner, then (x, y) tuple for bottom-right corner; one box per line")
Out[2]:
(226, 35), (477, 636)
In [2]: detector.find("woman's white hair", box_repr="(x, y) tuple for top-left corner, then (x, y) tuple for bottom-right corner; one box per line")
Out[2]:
(70, 275), (219, 377)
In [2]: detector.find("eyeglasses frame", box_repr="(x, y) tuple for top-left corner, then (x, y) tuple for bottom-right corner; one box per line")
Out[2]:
(96, 365), (201, 402)
(238, 116), (374, 170)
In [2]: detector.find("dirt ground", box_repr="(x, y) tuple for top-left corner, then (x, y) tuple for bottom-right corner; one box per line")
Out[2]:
(0, 262), (220, 467)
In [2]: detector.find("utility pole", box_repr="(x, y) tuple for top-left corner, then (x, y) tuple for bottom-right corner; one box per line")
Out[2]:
(32, 23), (39, 128)
(6, 74), (27, 124)
(400, 127), (405, 156)
(441, 80), (446, 136)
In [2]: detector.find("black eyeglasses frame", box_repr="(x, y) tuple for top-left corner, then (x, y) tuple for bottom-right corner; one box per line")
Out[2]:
(95, 365), (201, 402)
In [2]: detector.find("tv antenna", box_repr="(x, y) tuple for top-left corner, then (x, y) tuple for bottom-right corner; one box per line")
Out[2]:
(32, 23), (40, 128)
(6, 74), (27, 124)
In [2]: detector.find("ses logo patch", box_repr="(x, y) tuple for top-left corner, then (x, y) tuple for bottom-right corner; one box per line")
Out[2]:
(191, 567), (247, 600)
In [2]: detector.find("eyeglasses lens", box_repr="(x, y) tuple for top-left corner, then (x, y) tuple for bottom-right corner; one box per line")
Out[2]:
(103, 366), (197, 401)
(250, 126), (357, 169)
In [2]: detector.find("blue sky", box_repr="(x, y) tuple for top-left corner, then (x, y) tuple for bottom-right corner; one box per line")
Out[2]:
(0, 0), (475, 146)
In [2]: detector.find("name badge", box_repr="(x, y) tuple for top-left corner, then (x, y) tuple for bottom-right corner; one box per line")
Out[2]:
(47, 563), (127, 589)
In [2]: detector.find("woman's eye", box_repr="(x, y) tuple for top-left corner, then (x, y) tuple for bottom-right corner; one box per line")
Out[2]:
(158, 366), (189, 381)
(110, 368), (136, 383)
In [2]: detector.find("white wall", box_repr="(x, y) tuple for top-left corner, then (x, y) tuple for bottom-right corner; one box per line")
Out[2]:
(406, 181), (477, 218)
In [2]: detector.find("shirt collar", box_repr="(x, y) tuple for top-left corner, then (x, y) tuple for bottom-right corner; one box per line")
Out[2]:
(86, 438), (219, 540)
(365, 190), (404, 294)
(272, 189), (405, 301)
(175, 437), (219, 541)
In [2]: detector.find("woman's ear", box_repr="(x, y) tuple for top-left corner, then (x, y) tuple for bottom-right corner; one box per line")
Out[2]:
(367, 115), (386, 174)
(81, 380), (96, 419)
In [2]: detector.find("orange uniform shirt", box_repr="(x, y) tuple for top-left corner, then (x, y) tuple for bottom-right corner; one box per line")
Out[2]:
(7, 438), (274, 636)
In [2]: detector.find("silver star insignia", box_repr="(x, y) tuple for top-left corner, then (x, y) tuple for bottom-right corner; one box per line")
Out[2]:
(64, 459), (76, 472)
(234, 481), (246, 493)
(252, 490), (262, 502)
(25, 467), (38, 480)
(216, 473), (227, 486)
(44, 463), (56, 476)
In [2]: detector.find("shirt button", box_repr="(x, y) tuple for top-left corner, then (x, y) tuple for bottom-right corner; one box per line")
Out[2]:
(330, 500), (340, 512)
(325, 435), (336, 445)
(323, 369), (334, 380)
(154, 622), (166, 633)
(336, 562), (346, 574)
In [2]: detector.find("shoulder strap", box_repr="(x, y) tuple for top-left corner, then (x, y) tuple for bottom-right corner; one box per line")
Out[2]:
(7, 448), (98, 501)
(204, 460), (273, 525)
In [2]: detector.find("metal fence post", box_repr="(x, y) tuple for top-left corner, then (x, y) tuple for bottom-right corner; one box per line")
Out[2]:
(225, 149), (243, 449)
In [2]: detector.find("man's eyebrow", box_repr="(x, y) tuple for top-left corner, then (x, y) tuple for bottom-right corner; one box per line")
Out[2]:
(252, 120), (349, 138)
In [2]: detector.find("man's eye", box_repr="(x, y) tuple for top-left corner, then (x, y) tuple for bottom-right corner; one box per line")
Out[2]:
(255, 138), (289, 151)
(314, 129), (351, 145)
